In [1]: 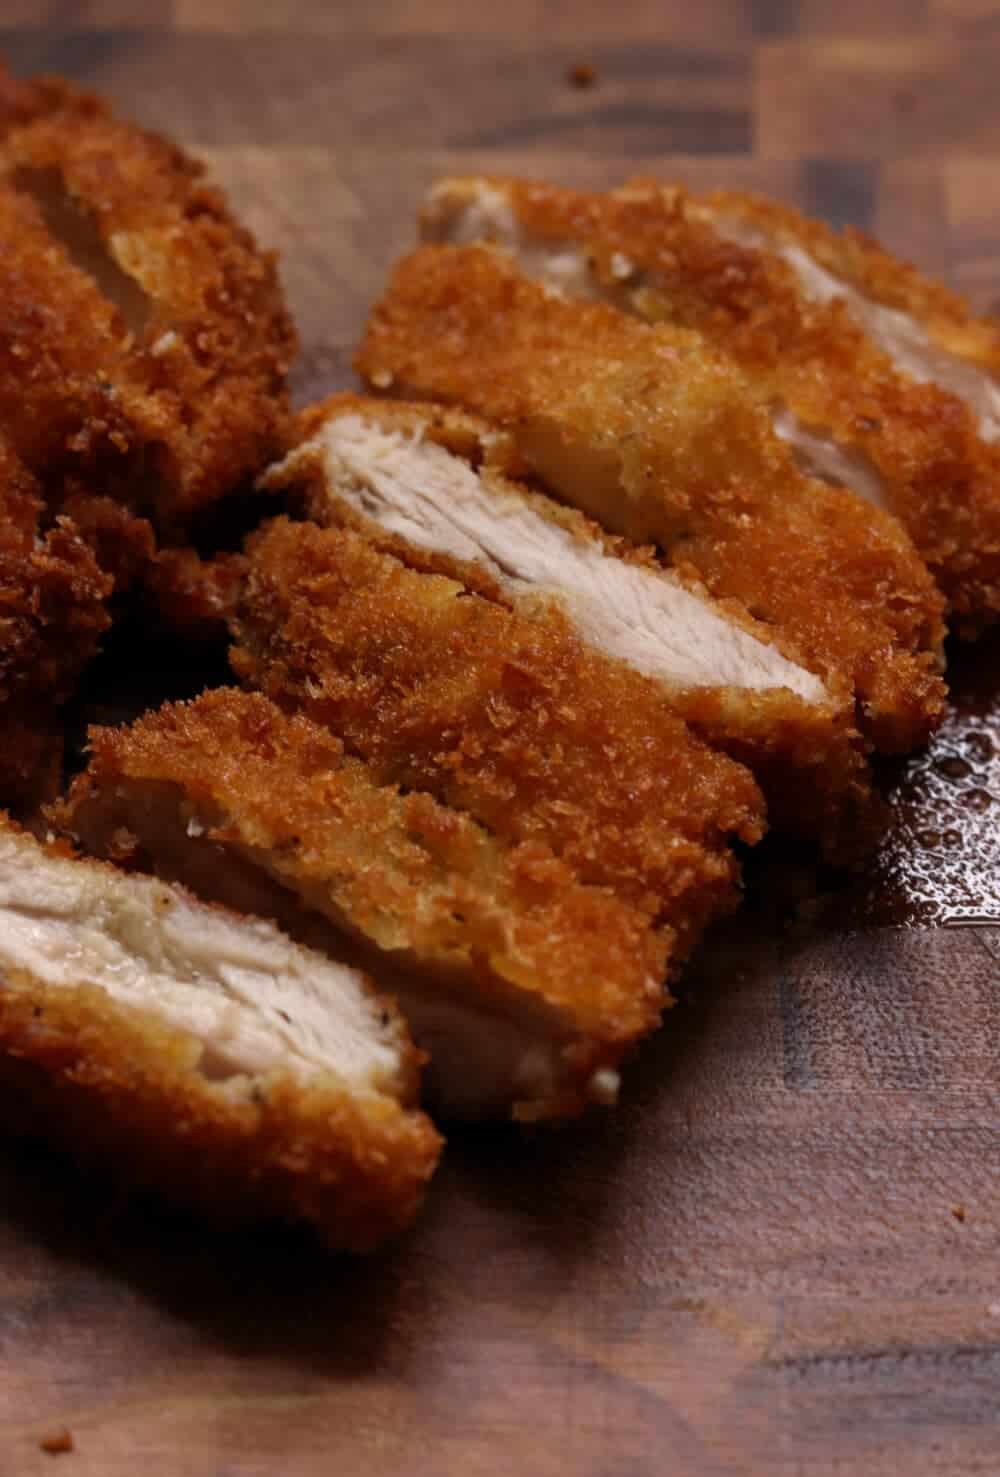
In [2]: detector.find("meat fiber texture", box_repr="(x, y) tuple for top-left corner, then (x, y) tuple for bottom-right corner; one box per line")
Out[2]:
(356, 243), (947, 756)
(0, 819), (440, 1250)
(58, 689), (671, 1120)
(0, 64), (296, 535)
(263, 393), (880, 859)
(424, 176), (1000, 636)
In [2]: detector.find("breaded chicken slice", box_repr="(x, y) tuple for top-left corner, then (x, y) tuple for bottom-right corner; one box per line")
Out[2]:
(356, 244), (947, 754)
(424, 177), (1000, 635)
(57, 690), (670, 1120)
(231, 517), (765, 957)
(262, 394), (877, 859)
(0, 819), (439, 1249)
(0, 66), (295, 532)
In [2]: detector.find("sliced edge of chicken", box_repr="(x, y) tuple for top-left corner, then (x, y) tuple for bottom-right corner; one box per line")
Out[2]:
(56, 690), (671, 1121)
(263, 397), (883, 860)
(421, 177), (893, 512)
(0, 818), (439, 1249)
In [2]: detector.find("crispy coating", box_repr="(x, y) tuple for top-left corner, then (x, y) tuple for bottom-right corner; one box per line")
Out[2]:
(232, 517), (765, 956)
(0, 436), (113, 812)
(431, 176), (1000, 634)
(270, 393), (880, 861)
(0, 67), (296, 531)
(357, 244), (948, 753)
(142, 548), (247, 641)
(0, 976), (440, 1251)
(59, 690), (672, 1119)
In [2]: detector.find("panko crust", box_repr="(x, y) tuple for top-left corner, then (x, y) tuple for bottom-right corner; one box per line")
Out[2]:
(272, 394), (880, 860)
(356, 244), (948, 754)
(437, 177), (1000, 634)
(0, 436), (113, 812)
(59, 690), (672, 1118)
(0, 975), (441, 1251)
(0, 66), (296, 531)
(232, 518), (765, 953)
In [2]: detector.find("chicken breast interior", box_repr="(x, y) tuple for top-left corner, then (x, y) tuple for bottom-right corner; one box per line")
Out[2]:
(0, 822), (410, 1096)
(707, 210), (1000, 446)
(270, 409), (827, 705)
(59, 691), (671, 1120)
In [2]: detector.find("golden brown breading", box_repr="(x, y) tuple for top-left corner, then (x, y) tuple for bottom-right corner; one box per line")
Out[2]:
(0, 67), (296, 532)
(142, 548), (247, 641)
(266, 393), (880, 861)
(0, 437), (113, 813)
(58, 690), (672, 1120)
(231, 517), (766, 957)
(0, 819), (440, 1250)
(425, 176), (1000, 635)
(0, 980), (439, 1251)
(356, 244), (948, 754)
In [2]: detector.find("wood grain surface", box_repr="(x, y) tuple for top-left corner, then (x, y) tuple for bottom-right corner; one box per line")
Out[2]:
(2, 4), (1000, 1474)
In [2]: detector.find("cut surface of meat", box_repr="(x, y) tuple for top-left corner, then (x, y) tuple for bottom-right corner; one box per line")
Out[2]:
(356, 243), (947, 753)
(0, 819), (439, 1248)
(59, 690), (672, 1120)
(423, 176), (1000, 634)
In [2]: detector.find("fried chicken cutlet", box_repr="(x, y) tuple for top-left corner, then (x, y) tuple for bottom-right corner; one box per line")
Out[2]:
(261, 394), (877, 858)
(424, 177), (1000, 638)
(230, 517), (765, 959)
(57, 690), (671, 1120)
(0, 818), (439, 1249)
(0, 63), (295, 534)
(356, 244), (947, 754)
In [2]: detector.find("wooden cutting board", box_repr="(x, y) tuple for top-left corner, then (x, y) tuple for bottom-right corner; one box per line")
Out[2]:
(2, 4), (999, 1473)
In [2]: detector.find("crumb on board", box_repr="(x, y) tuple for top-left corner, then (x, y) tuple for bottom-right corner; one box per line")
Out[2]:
(567, 62), (597, 88)
(952, 1205), (967, 1223)
(39, 1427), (75, 1455)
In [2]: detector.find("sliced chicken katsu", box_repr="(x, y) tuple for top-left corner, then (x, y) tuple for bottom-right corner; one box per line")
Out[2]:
(0, 65), (295, 533)
(357, 244), (947, 754)
(231, 517), (765, 959)
(58, 690), (671, 1120)
(261, 395), (876, 857)
(0, 819), (439, 1249)
(425, 177), (1000, 637)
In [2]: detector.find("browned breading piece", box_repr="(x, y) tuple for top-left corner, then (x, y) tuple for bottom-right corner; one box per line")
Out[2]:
(356, 244), (948, 754)
(263, 393), (879, 859)
(0, 437), (112, 813)
(231, 517), (765, 959)
(57, 690), (672, 1120)
(0, 66), (296, 532)
(142, 548), (247, 642)
(0, 819), (440, 1250)
(424, 176), (1000, 637)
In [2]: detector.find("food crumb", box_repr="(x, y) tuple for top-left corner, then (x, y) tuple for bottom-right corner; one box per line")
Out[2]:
(952, 1204), (967, 1223)
(39, 1428), (74, 1455)
(567, 62), (597, 89)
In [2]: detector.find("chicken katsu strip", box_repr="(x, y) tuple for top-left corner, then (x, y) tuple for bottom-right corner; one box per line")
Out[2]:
(263, 394), (877, 858)
(357, 244), (947, 754)
(232, 518), (764, 955)
(0, 65), (295, 531)
(425, 177), (1000, 635)
(58, 690), (670, 1120)
(0, 819), (439, 1249)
